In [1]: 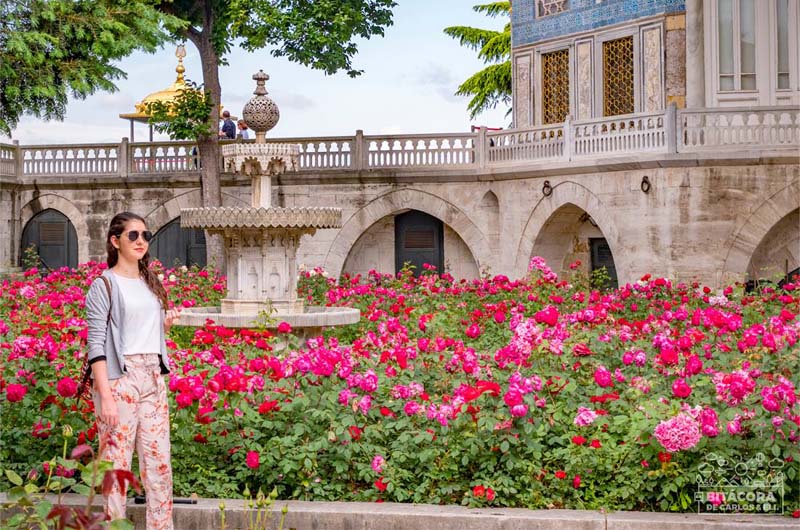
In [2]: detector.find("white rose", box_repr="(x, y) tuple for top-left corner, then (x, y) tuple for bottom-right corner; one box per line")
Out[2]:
(169, 274), (177, 282)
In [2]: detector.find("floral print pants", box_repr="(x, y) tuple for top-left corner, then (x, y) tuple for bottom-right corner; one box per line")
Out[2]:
(94, 354), (173, 530)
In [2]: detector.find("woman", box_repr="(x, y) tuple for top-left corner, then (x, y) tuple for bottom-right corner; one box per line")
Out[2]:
(237, 119), (250, 139)
(85, 212), (180, 529)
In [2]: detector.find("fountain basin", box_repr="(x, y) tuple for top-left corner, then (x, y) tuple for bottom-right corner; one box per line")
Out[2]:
(177, 305), (360, 331)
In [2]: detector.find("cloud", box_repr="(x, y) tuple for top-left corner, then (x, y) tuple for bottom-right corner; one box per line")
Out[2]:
(412, 63), (463, 103)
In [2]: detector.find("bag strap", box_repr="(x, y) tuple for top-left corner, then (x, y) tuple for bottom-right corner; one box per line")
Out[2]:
(100, 275), (112, 323)
(77, 275), (112, 400)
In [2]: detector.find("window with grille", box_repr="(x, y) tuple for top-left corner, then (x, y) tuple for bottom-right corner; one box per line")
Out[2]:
(603, 36), (635, 116)
(537, 0), (568, 17)
(542, 49), (570, 124)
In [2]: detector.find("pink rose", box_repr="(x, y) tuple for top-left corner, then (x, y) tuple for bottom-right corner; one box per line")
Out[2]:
(671, 378), (692, 399)
(593, 366), (613, 388)
(277, 321), (292, 334)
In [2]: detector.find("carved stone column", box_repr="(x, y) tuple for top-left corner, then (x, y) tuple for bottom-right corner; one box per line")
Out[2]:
(685, 0), (706, 108)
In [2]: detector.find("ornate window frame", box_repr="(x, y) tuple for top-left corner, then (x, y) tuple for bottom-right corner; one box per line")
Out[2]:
(534, 42), (574, 125)
(594, 25), (642, 117)
(704, 0), (800, 106)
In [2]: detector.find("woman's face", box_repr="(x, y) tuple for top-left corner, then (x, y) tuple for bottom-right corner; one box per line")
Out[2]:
(112, 219), (150, 262)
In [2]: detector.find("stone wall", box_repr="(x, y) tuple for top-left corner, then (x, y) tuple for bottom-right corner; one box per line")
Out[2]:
(2, 161), (798, 288)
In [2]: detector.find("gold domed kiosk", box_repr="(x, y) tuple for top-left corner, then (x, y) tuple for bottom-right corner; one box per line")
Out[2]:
(119, 45), (231, 141)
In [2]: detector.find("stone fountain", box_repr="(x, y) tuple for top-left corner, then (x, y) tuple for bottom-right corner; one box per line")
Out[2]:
(178, 71), (359, 334)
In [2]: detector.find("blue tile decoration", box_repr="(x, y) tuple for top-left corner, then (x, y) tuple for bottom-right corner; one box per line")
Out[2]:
(512, 0), (685, 47)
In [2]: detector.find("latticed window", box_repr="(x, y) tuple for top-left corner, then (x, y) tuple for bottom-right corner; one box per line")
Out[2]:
(603, 36), (634, 116)
(542, 49), (570, 124)
(537, 0), (568, 17)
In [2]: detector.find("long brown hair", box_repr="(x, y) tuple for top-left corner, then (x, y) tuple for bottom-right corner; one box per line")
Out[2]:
(106, 212), (168, 309)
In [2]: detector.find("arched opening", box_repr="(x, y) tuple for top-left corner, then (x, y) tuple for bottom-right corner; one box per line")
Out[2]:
(532, 203), (618, 287)
(149, 217), (207, 268)
(479, 191), (500, 248)
(341, 209), (479, 279)
(746, 208), (799, 287)
(20, 209), (78, 270)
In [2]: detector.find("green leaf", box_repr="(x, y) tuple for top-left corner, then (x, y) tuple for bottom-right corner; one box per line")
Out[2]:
(5, 469), (23, 486)
(35, 499), (53, 519)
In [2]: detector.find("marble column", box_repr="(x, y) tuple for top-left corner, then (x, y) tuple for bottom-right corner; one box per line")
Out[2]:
(685, 0), (705, 108)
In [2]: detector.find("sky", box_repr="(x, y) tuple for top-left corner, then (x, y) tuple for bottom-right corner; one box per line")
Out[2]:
(4, 0), (509, 145)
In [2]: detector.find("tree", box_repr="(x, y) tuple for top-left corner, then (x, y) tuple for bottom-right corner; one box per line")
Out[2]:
(444, 1), (511, 119)
(1, 0), (397, 267)
(0, 0), (181, 136)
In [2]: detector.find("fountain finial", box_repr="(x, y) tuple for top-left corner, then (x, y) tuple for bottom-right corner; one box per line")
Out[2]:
(242, 70), (280, 143)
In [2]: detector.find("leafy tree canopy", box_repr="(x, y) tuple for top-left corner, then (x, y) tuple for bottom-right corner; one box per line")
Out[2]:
(444, 1), (511, 119)
(0, 0), (182, 135)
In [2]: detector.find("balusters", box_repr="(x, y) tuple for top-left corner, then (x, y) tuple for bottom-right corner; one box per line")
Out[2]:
(678, 107), (800, 151)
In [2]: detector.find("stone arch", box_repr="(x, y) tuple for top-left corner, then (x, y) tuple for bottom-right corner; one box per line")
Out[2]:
(325, 188), (492, 278)
(513, 181), (624, 281)
(143, 189), (248, 233)
(20, 194), (89, 264)
(721, 179), (800, 285)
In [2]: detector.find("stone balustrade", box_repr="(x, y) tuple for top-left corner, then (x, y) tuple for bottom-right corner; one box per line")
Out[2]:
(1, 106), (796, 179)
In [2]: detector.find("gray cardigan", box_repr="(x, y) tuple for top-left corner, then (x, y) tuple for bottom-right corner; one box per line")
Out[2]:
(85, 268), (170, 380)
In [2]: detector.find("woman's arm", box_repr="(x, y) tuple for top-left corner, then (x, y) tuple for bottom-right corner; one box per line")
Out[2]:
(91, 360), (118, 427)
(85, 277), (118, 426)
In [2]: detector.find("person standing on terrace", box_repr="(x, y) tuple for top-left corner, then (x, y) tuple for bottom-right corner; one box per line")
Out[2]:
(219, 110), (236, 139)
(84, 212), (181, 529)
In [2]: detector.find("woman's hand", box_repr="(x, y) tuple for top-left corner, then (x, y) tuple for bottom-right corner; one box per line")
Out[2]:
(164, 307), (181, 332)
(99, 393), (119, 427)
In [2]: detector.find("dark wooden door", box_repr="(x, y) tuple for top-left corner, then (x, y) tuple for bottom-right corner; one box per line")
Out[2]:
(590, 237), (618, 288)
(395, 210), (443, 276)
(150, 217), (207, 268)
(20, 209), (78, 270)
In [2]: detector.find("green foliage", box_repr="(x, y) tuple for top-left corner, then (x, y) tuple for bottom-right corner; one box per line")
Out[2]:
(21, 244), (41, 271)
(226, 0), (397, 77)
(146, 80), (214, 141)
(0, 0), (183, 135)
(444, 2), (511, 119)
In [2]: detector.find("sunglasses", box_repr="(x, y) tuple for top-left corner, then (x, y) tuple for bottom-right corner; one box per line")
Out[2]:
(120, 230), (153, 243)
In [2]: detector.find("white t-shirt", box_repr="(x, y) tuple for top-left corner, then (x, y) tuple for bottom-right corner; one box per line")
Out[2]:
(113, 273), (162, 355)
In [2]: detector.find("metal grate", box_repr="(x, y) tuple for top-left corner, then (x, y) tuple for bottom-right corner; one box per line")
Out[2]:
(542, 49), (570, 124)
(39, 222), (65, 244)
(404, 230), (435, 249)
(603, 36), (635, 116)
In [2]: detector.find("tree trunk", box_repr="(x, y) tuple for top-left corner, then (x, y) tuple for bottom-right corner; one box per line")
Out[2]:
(186, 3), (225, 272)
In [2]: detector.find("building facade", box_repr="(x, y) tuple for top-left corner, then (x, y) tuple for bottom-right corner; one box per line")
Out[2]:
(0, 0), (798, 287)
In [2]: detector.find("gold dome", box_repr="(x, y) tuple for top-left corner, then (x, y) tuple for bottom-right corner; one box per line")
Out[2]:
(119, 46), (229, 122)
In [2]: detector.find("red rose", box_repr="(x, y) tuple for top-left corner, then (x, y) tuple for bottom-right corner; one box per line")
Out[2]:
(374, 477), (388, 492)
(472, 485), (485, 497)
(56, 377), (78, 398)
(571, 435), (586, 445)
(6, 384), (27, 403)
(245, 450), (260, 469)
(555, 470), (567, 479)
(486, 488), (495, 501)
(277, 321), (292, 334)
(573, 475), (581, 488)
(348, 425), (362, 441)
(589, 439), (602, 449)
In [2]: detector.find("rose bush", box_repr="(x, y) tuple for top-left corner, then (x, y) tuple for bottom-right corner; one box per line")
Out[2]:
(1, 259), (798, 514)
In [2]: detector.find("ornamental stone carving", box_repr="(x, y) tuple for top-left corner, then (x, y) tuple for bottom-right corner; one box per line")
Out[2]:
(180, 207), (342, 230)
(243, 70), (280, 141)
